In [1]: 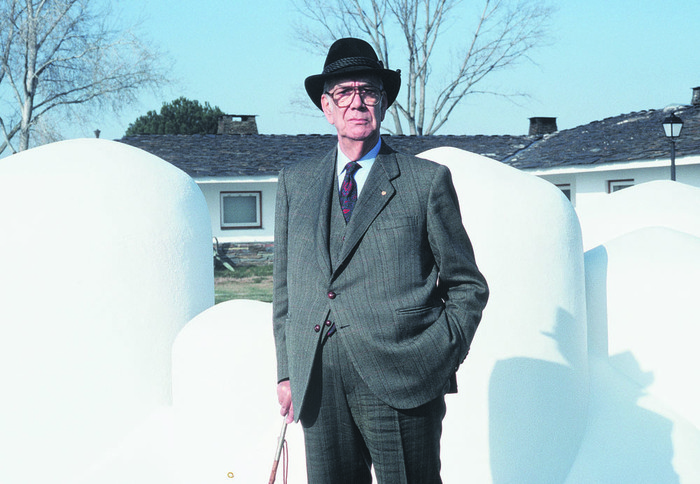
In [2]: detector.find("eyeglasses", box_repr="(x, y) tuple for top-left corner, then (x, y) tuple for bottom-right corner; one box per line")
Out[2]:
(324, 86), (383, 107)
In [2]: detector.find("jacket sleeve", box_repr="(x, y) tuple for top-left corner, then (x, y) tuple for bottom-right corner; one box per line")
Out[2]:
(427, 164), (489, 365)
(272, 168), (290, 383)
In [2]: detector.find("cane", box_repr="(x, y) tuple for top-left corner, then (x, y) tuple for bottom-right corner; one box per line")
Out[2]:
(268, 417), (289, 484)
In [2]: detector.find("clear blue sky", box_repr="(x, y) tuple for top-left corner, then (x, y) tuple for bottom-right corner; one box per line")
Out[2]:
(86, 0), (700, 140)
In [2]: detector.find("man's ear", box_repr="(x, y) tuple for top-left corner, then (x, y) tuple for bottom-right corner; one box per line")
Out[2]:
(321, 94), (335, 124)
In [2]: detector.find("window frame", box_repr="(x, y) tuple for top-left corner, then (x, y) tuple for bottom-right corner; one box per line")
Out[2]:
(607, 179), (635, 194)
(220, 190), (262, 229)
(555, 183), (572, 201)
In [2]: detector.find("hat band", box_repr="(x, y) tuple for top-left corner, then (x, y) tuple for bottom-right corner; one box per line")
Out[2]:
(322, 56), (384, 75)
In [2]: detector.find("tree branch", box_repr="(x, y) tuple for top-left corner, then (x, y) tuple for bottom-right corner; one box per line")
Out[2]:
(292, 0), (553, 135)
(0, 0), (169, 153)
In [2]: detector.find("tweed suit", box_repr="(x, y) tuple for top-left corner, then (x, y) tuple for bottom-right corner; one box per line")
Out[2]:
(273, 141), (489, 419)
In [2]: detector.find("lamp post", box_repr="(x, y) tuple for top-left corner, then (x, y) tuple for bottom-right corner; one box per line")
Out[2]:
(662, 113), (684, 181)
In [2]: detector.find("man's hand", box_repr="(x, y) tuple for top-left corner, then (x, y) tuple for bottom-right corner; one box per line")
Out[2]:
(277, 380), (294, 423)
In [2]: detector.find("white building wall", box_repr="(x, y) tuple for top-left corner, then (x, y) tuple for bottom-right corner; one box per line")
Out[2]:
(573, 166), (673, 210)
(533, 157), (700, 213)
(196, 178), (277, 243)
(191, 156), (700, 246)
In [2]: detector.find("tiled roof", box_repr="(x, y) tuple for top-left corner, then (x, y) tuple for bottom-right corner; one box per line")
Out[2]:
(384, 134), (533, 162)
(505, 104), (700, 170)
(118, 104), (700, 178)
(118, 134), (337, 177)
(118, 133), (532, 178)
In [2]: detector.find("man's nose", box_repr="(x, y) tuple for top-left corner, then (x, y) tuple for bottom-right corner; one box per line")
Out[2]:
(349, 89), (367, 109)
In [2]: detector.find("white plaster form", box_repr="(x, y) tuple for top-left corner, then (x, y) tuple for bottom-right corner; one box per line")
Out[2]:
(0, 140), (698, 483)
(419, 147), (589, 484)
(577, 180), (700, 251)
(0, 139), (214, 483)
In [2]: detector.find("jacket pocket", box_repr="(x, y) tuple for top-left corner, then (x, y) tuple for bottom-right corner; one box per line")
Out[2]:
(375, 216), (419, 230)
(393, 305), (443, 343)
(395, 304), (440, 315)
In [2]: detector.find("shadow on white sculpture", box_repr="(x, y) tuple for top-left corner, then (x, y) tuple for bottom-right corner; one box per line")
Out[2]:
(571, 180), (700, 484)
(418, 147), (589, 484)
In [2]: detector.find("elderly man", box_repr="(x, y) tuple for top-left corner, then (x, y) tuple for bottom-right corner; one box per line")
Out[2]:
(273, 37), (489, 483)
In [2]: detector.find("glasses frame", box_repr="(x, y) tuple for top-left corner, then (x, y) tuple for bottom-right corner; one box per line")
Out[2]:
(324, 85), (385, 108)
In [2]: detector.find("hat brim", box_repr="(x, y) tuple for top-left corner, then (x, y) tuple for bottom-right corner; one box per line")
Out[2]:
(305, 67), (401, 110)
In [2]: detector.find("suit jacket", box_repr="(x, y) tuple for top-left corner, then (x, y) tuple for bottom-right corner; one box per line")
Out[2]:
(273, 142), (488, 419)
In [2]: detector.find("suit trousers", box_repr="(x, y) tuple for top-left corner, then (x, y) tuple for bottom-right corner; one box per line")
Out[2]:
(300, 328), (446, 484)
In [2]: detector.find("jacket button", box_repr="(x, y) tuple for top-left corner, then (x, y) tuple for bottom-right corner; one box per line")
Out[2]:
(327, 291), (336, 299)
(314, 324), (321, 333)
(325, 320), (332, 326)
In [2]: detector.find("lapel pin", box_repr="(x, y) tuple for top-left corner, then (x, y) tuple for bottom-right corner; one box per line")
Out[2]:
(381, 190), (387, 196)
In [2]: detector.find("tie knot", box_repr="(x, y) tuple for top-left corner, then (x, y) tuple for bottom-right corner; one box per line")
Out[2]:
(344, 161), (361, 176)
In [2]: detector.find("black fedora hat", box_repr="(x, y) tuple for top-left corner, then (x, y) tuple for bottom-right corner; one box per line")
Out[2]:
(305, 38), (401, 110)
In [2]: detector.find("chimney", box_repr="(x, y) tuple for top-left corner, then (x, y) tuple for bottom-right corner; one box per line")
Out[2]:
(529, 117), (557, 136)
(692, 86), (700, 106)
(217, 114), (258, 135)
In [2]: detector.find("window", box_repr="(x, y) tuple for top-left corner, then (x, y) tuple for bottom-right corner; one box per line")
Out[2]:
(220, 191), (262, 229)
(607, 179), (634, 194)
(555, 183), (572, 201)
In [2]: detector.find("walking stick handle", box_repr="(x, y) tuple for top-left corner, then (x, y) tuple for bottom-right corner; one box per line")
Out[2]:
(268, 417), (288, 484)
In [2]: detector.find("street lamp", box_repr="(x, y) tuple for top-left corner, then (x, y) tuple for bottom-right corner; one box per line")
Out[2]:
(662, 113), (684, 181)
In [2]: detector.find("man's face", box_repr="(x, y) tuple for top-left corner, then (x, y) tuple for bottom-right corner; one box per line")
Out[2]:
(321, 76), (388, 145)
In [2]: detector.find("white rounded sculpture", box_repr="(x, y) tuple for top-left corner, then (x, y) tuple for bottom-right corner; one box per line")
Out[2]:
(170, 299), (308, 483)
(577, 180), (700, 251)
(574, 181), (700, 484)
(2, 140), (698, 483)
(418, 147), (589, 483)
(0, 139), (214, 484)
(160, 146), (591, 483)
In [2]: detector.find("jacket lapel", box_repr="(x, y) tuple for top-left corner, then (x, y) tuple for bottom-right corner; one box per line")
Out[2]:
(313, 148), (338, 277)
(334, 148), (400, 276)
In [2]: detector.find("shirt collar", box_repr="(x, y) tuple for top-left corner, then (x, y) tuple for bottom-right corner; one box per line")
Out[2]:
(337, 138), (382, 176)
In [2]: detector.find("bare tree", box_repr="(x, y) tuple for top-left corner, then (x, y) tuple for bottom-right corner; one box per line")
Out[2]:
(293, 0), (553, 135)
(0, 0), (168, 155)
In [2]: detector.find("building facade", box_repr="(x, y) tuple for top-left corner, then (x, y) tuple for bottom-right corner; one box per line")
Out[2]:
(119, 88), (700, 265)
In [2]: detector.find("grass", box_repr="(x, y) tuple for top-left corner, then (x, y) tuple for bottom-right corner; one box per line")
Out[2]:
(214, 264), (273, 304)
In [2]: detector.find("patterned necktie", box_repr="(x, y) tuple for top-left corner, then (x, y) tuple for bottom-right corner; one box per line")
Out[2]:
(339, 161), (361, 223)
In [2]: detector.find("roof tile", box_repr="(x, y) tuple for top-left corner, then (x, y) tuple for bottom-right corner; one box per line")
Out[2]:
(117, 104), (700, 177)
